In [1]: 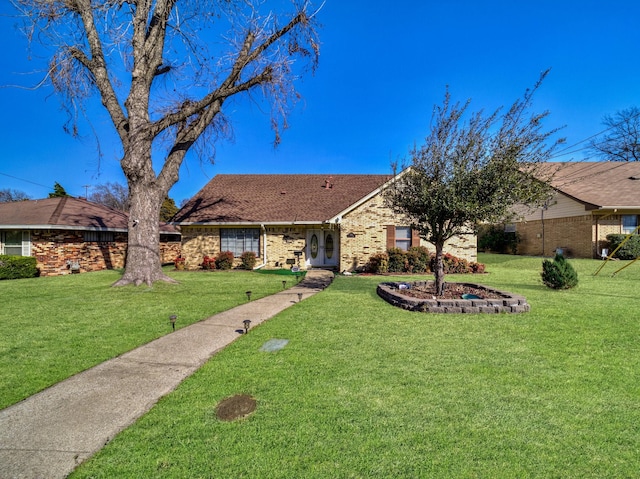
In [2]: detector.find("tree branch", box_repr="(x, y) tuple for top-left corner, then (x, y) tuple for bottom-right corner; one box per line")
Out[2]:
(149, 8), (306, 139)
(70, 0), (128, 141)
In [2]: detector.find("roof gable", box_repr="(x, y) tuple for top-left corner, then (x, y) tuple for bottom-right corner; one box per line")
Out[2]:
(173, 174), (392, 224)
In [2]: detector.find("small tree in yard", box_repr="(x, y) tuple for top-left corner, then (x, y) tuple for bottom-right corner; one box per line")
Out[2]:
(385, 72), (563, 296)
(11, 0), (320, 286)
(541, 253), (578, 289)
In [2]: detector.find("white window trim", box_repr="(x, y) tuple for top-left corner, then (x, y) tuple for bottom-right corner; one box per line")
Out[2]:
(0, 230), (31, 256)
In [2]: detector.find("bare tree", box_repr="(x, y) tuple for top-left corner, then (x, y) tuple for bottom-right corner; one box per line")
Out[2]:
(88, 182), (129, 211)
(385, 73), (562, 296)
(589, 107), (640, 161)
(0, 188), (31, 202)
(12, 0), (320, 286)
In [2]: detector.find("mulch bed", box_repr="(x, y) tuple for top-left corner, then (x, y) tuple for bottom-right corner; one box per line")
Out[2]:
(399, 282), (505, 300)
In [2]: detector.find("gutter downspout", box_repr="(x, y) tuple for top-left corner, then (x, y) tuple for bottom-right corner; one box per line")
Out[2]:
(254, 224), (268, 270)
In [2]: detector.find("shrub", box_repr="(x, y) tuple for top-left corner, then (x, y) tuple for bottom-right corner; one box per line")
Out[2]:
(406, 246), (430, 273)
(366, 253), (389, 273)
(367, 250), (483, 275)
(240, 251), (257, 270)
(471, 262), (486, 274)
(429, 253), (485, 274)
(541, 253), (578, 289)
(0, 255), (38, 280)
(478, 224), (521, 254)
(215, 251), (235, 270)
(201, 255), (216, 270)
(606, 234), (640, 260)
(387, 248), (407, 273)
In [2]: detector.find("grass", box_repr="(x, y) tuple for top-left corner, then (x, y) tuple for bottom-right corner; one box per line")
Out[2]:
(65, 254), (640, 478)
(0, 267), (288, 410)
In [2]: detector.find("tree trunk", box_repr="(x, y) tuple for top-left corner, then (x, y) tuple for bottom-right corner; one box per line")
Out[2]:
(112, 181), (176, 287)
(434, 241), (445, 296)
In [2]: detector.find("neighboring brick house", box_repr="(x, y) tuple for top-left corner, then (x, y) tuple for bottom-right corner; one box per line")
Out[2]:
(172, 174), (477, 272)
(0, 197), (181, 276)
(510, 162), (640, 258)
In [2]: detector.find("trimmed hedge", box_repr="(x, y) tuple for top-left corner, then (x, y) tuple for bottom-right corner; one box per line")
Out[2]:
(0, 255), (38, 280)
(606, 234), (640, 260)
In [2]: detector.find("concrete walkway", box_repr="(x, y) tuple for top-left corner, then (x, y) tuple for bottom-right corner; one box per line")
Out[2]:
(0, 270), (333, 479)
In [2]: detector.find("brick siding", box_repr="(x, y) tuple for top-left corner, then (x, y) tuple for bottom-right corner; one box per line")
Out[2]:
(29, 230), (180, 276)
(339, 192), (477, 271)
(516, 214), (625, 258)
(180, 192), (478, 272)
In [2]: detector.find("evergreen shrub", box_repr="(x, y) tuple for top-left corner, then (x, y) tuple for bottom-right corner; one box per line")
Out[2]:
(606, 234), (640, 260)
(478, 224), (521, 254)
(541, 253), (578, 289)
(387, 247), (407, 273)
(406, 246), (430, 273)
(0, 255), (38, 280)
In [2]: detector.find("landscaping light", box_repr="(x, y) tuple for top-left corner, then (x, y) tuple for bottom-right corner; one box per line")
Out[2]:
(282, 280), (287, 289)
(243, 319), (251, 334)
(169, 315), (177, 331)
(245, 291), (252, 301)
(297, 292), (303, 302)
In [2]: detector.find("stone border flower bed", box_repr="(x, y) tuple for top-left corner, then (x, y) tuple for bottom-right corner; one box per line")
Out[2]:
(377, 281), (530, 314)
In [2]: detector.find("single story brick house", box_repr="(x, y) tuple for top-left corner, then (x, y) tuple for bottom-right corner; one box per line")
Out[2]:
(0, 197), (181, 276)
(511, 161), (640, 258)
(172, 174), (477, 272)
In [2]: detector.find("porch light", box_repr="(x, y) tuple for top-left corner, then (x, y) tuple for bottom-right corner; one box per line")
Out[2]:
(246, 291), (252, 301)
(243, 319), (252, 334)
(169, 315), (177, 331)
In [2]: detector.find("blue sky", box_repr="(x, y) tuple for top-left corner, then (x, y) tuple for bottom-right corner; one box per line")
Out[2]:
(1, 1), (639, 204)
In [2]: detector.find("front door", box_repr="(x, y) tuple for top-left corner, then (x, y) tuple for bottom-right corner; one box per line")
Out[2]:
(307, 229), (338, 268)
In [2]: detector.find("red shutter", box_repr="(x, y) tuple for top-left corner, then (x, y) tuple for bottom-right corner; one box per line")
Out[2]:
(411, 229), (420, 247)
(386, 225), (396, 250)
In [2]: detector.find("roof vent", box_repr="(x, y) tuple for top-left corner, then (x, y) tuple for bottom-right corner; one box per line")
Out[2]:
(324, 176), (333, 189)
(629, 176), (640, 180)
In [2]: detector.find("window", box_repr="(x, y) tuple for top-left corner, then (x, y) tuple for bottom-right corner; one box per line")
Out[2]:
(84, 231), (114, 242)
(1, 230), (30, 256)
(220, 228), (260, 257)
(386, 225), (419, 251)
(622, 215), (638, 235)
(394, 226), (412, 251)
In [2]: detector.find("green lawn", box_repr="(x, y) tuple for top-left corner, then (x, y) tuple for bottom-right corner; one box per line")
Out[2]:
(67, 254), (640, 478)
(0, 268), (287, 410)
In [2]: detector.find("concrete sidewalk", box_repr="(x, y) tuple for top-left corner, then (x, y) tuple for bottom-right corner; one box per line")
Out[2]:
(0, 270), (333, 479)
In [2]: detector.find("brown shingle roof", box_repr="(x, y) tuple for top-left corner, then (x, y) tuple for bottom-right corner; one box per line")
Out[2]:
(0, 197), (179, 233)
(173, 174), (392, 224)
(541, 162), (640, 209)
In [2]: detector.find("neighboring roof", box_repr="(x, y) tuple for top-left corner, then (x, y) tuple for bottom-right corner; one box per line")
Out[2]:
(0, 197), (179, 233)
(172, 174), (393, 225)
(540, 162), (640, 210)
